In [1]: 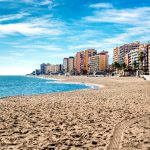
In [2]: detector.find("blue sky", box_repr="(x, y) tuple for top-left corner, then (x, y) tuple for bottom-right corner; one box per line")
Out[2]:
(0, 0), (150, 75)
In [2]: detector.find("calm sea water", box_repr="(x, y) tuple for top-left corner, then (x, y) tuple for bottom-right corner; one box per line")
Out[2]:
(0, 76), (90, 98)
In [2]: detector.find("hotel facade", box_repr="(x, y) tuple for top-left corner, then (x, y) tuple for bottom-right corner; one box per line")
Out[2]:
(83, 49), (97, 71)
(89, 51), (108, 72)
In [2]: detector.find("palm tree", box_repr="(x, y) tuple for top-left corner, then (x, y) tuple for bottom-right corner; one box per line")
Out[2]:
(112, 62), (121, 73)
(81, 69), (87, 75)
(138, 51), (145, 70)
(120, 63), (127, 70)
(126, 65), (133, 70)
(132, 60), (139, 70)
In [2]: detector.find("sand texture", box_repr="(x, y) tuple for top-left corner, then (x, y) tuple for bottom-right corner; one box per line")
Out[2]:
(0, 76), (150, 150)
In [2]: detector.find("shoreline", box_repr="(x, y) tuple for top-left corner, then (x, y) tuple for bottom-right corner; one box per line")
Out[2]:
(0, 75), (103, 99)
(30, 75), (104, 90)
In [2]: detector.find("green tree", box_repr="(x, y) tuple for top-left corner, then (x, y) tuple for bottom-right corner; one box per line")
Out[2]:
(138, 51), (145, 70)
(132, 60), (139, 70)
(120, 63), (127, 70)
(112, 62), (121, 70)
(81, 69), (87, 75)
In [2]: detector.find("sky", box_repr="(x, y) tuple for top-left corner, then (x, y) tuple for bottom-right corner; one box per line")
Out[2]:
(0, 0), (150, 75)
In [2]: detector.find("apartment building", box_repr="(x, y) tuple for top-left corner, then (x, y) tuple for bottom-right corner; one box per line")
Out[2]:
(119, 42), (140, 64)
(89, 51), (108, 72)
(113, 47), (119, 63)
(128, 49), (140, 67)
(74, 51), (84, 74)
(99, 51), (109, 71)
(68, 57), (74, 73)
(63, 58), (69, 73)
(84, 49), (97, 71)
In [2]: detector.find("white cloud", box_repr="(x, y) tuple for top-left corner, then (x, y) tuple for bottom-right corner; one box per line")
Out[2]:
(0, 21), (63, 36)
(0, 23), (50, 36)
(0, 13), (65, 36)
(101, 25), (150, 47)
(14, 44), (64, 52)
(68, 23), (150, 58)
(82, 6), (150, 51)
(40, 0), (52, 5)
(48, 37), (62, 40)
(68, 41), (103, 51)
(89, 3), (113, 9)
(84, 7), (150, 25)
(22, 0), (56, 7)
(0, 13), (30, 22)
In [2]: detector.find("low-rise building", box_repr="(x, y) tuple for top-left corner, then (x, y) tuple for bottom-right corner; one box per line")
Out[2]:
(55, 64), (63, 73)
(40, 63), (51, 74)
(40, 63), (63, 74)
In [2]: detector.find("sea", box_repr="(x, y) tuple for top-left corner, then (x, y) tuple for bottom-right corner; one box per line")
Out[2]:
(0, 76), (90, 98)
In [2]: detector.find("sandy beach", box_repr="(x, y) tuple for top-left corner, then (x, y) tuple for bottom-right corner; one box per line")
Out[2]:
(0, 76), (150, 150)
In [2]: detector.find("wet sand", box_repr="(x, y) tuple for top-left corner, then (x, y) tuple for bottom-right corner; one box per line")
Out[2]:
(0, 76), (150, 150)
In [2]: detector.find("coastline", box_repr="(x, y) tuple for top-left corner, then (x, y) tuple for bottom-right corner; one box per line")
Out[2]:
(0, 75), (102, 99)
(0, 76), (149, 149)
(29, 75), (104, 90)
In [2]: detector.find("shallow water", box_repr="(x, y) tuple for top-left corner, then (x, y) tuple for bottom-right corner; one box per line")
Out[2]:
(0, 76), (90, 98)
